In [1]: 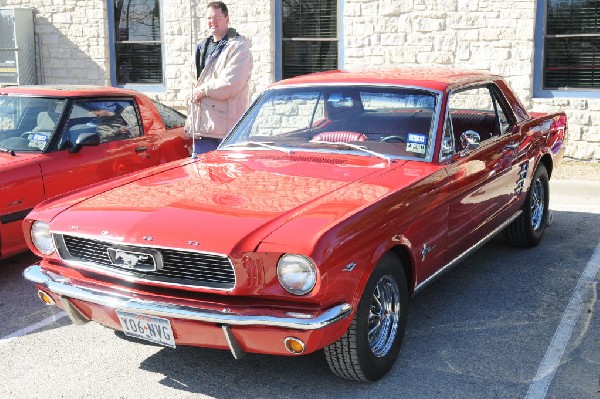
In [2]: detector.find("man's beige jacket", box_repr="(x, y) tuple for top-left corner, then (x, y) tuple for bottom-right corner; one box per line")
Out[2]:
(186, 28), (253, 140)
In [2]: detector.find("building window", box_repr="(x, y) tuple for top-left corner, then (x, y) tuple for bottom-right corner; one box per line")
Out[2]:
(111, 0), (163, 85)
(542, 0), (600, 90)
(280, 0), (338, 79)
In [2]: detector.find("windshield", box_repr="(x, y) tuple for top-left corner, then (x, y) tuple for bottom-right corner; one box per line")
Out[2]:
(221, 85), (440, 161)
(0, 96), (66, 152)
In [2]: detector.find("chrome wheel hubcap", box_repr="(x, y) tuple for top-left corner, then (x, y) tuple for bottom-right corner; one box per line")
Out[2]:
(368, 275), (400, 357)
(530, 177), (545, 230)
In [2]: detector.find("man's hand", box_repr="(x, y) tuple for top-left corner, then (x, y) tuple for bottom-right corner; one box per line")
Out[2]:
(191, 88), (205, 104)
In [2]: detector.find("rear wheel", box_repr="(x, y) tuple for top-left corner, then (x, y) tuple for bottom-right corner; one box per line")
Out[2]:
(504, 164), (550, 247)
(324, 253), (408, 382)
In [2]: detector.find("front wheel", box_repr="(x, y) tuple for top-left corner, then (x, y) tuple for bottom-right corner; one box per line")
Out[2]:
(324, 253), (408, 382)
(504, 163), (550, 247)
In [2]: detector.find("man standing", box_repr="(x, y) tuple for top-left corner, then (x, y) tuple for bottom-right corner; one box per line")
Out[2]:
(187, 1), (253, 155)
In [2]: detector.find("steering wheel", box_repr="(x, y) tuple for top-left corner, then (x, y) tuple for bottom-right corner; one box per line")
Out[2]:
(380, 135), (406, 143)
(20, 132), (34, 138)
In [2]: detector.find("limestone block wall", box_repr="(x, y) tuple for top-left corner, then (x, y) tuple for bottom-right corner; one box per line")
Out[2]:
(0, 0), (597, 160)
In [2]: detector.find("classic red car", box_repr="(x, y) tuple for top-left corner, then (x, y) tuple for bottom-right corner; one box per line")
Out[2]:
(23, 68), (567, 381)
(0, 85), (191, 259)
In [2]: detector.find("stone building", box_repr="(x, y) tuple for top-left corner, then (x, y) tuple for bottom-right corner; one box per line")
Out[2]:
(0, 0), (598, 161)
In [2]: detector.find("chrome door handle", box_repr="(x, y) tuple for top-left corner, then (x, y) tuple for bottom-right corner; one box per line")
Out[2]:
(135, 146), (147, 153)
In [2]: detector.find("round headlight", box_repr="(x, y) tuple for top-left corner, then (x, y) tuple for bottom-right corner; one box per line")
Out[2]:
(277, 254), (317, 295)
(31, 221), (55, 255)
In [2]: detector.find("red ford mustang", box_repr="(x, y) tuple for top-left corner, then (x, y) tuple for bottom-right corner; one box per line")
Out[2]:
(23, 69), (567, 381)
(0, 86), (191, 259)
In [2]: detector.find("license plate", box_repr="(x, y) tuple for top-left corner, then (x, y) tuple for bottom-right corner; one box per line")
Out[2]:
(116, 310), (176, 348)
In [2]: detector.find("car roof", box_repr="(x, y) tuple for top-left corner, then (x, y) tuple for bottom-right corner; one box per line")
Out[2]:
(0, 85), (140, 98)
(271, 67), (503, 92)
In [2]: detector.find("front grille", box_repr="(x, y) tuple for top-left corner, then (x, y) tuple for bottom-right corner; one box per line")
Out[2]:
(56, 234), (235, 290)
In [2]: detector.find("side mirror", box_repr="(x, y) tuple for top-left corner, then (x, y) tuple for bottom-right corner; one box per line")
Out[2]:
(69, 132), (100, 153)
(459, 130), (480, 155)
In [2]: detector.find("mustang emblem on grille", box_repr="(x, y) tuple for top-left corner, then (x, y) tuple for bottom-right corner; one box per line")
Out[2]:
(106, 247), (162, 272)
(116, 251), (149, 266)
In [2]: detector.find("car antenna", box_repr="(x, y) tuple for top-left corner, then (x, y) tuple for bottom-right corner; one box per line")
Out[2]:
(189, 0), (198, 159)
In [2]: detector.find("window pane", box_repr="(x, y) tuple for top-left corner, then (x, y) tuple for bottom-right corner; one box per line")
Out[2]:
(544, 0), (600, 89)
(0, 97), (65, 152)
(544, 37), (600, 88)
(249, 92), (323, 137)
(152, 100), (186, 129)
(65, 100), (140, 145)
(116, 43), (162, 84)
(115, 0), (160, 41)
(283, 0), (337, 38)
(547, 0), (600, 35)
(281, 0), (338, 79)
(113, 0), (162, 84)
(282, 40), (338, 79)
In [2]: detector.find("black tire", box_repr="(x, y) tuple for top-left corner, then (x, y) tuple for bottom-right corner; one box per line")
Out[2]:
(504, 163), (550, 248)
(324, 253), (408, 382)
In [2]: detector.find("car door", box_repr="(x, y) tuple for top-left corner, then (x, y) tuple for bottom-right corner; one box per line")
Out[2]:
(38, 98), (156, 199)
(441, 84), (525, 260)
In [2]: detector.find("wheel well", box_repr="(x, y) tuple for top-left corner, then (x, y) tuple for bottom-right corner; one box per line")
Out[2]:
(390, 245), (414, 295)
(540, 154), (553, 179)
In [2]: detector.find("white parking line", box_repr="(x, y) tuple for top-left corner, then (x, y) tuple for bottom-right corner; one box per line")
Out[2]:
(0, 312), (67, 346)
(525, 241), (600, 399)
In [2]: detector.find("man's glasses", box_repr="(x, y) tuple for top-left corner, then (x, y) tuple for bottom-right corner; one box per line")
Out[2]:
(206, 15), (225, 21)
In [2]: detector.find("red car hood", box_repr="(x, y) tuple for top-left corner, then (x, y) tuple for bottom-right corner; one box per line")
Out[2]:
(47, 151), (435, 254)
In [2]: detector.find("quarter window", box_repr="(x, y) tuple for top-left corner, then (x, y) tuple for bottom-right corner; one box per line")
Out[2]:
(111, 0), (163, 85)
(280, 0), (338, 79)
(152, 100), (186, 129)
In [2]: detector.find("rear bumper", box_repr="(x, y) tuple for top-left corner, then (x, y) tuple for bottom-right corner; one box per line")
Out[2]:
(24, 265), (353, 355)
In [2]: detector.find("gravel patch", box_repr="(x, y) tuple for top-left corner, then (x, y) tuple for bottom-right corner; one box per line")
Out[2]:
(553, 158), (600, 181)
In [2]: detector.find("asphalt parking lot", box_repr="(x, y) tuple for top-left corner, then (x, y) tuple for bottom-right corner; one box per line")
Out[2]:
(0, 177), (599, 398)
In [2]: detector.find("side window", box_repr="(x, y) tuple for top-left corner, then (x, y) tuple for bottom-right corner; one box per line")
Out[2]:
(152, 100), (185, 129)
(448, 86), (501, 151)
(62, 99), (140, 147)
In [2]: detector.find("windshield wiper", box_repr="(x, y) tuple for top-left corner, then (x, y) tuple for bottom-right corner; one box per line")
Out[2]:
(309, 140), (392, 163)
(224, 141), (293, 155)
(0, 144), (15, 156)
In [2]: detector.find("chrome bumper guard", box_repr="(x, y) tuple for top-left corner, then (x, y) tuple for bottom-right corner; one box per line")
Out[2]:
(23, 265), (352, 331)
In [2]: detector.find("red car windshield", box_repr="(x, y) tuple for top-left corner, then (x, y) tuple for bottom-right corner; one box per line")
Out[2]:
(221, 85), (440, 162)
(0, 96), (66, 152)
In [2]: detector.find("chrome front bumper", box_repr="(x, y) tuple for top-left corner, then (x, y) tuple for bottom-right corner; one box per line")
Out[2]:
(23, 265), (352, 331)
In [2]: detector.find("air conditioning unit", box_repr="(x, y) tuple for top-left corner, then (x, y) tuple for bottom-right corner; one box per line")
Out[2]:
(0, 7), (35, 85)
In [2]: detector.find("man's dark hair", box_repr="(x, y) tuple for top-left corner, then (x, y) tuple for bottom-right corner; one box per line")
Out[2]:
(207, 1), (228, 16)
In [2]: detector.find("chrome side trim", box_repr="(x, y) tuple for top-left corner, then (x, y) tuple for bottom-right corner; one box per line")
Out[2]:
(23, 265), (352, 331)
(414, 210), (522, 295)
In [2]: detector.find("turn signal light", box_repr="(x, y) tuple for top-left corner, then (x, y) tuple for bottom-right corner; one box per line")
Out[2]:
(37, 290), (55, 305)
(284, 337), (305, 354)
